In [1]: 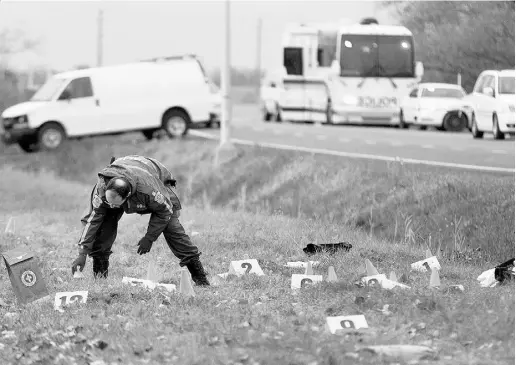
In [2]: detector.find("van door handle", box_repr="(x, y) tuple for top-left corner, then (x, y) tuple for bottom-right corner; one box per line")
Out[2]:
(95, 99), (100, 106)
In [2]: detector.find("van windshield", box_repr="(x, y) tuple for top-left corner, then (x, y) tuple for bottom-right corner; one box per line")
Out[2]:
(30, 78), (67, 101)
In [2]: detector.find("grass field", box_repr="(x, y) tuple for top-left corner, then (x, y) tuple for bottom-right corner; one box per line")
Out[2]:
(0, 133), (514, 364)
(0, 162), (514, 365)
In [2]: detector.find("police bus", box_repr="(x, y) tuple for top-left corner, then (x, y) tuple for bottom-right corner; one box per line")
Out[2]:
(261, 18), (424, 126)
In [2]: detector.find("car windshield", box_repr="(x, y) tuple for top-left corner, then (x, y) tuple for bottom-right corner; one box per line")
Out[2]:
(339, 34), (414, 77)
(421, 87), (465, 98)
(498, 76), (515, 94)
(30, 78), (67, 101)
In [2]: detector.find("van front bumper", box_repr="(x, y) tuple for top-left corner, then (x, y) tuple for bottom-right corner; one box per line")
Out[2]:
(0, 126), (38, 145)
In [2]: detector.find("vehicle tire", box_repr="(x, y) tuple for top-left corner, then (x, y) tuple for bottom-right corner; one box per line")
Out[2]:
(142, 129), (157, 140)
(419, 126), (427, 131)
(262, 104), (272, 122)
(162, 109), (190, 138)
(274, 103), (282, 123)
(471, 113), (483, 139)
(492, 114), (505, 140)
(399, 110), (408, 129)
(18, 139), (40, 153)
(38, 123), (66, 151)
(443, 112), (467, 132)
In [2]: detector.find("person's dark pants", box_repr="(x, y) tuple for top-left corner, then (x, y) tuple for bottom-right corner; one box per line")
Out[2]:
(89, 210), (208, 284)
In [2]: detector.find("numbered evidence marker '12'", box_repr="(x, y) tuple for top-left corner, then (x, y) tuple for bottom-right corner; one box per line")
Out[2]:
(410, 256), (441, 272)
(361, 274), (411, 290)
(291, 273), (323, 289)
(54, 291), (88, 311)
(326, 315), (369, 334)
(1, 247), (49, 305)
(228, 259), (265, 277)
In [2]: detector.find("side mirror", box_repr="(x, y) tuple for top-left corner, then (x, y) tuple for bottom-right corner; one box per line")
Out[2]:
(415, 62), (424, 78)
(330, 60), (340, 76)
(482, 86), (495, 97)
(270, 82), (277, 88)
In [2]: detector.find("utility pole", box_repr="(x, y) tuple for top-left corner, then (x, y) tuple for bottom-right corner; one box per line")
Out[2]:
(96, 8), (104, 67)
(256, 17), (262, 96)
(220, 0), (232, 147)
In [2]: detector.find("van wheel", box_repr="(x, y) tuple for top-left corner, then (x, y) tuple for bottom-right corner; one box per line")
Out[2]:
(38, 123), (65, 150)
(162, 109), (190, 138)
(399, 110), (408, 129)
(443, 112), (467, 132)
(492, 114), (505, 140)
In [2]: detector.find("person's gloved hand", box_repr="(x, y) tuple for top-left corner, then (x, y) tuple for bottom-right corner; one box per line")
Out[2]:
(137, 237), (153, 255)
(71, 253), (87, 275)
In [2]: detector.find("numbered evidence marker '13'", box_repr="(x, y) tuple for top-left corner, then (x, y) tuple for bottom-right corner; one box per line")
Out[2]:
(326, 315), (369, 334)
(1, 247), (49, 304)
(228, 259), (265, 277)
(290, 273), (323, 289)
(54, 291), (88, 311)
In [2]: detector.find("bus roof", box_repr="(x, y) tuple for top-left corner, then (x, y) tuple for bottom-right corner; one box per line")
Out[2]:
(284, 23), (413, 37)
(338, 24), (413, 36)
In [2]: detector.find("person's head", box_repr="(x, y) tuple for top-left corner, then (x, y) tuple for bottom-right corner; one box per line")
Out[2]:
(105, 177), (131, 208)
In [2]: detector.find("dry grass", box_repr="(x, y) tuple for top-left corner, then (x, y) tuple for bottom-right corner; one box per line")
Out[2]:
(0, 166), (514, 365)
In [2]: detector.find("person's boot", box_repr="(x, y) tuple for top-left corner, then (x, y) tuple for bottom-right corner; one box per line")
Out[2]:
(186, 258), (210, 286)
(93, 256), (109, 278)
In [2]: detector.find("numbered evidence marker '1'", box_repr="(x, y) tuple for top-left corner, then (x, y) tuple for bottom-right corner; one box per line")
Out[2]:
(361, 274), (410, 290)
(410, 256), (441, 272)
(291, 273), (323, 290)
(326, 315), (369, 334)
(1, 247), (49, 305)
(54, 291), (88, 311)
(228, 259), (265, 277)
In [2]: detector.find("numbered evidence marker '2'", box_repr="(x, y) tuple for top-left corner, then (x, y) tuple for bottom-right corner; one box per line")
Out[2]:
(361, 274), (411, 290)
(1, 247), (49, 304)
(228, 259), (265, 277)
(410, 256), (441, 272)
(54, 291), (88, 311)
(326, 315), (369, 334)
(291, 273), (323, 289)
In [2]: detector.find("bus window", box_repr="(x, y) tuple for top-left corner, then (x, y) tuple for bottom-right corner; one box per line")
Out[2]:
(377, 35), (414, 78)
(339, 34), (377, 77)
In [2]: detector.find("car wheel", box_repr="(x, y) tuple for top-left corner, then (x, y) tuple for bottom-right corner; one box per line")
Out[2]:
(399, 110), (408, 129)
(162, 109), (190, 138)
(471, 114), (483, 139)
(492, 114), (505, 140)
(443, 112), (467, 132)
(38, 123), (66, 150)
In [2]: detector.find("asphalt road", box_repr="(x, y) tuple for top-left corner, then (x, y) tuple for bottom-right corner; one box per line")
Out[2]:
(193, 105), (515, 173)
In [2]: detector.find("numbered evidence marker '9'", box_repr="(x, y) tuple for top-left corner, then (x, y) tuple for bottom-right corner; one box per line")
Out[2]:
(1, 247), (49, 305)
(326, 315), (369, 334)
(54, 291), (88, 310)
(410, 256), (441, 272)
(291, 273), (323, 289)
(228, 259), (265, 277)
(361, 274), (411, 290)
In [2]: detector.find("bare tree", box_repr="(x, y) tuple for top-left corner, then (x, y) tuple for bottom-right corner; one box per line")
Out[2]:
(382, 1), (515, 91)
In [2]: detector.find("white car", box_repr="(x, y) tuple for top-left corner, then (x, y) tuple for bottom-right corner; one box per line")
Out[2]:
(462, 69), (515, 140)
(399, 83), (469, 131)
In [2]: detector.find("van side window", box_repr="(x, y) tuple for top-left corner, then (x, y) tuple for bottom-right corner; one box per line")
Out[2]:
(59, 77), (93, 100)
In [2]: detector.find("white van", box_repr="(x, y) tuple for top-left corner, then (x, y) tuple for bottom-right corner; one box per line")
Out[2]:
(0, 55), (221, 152)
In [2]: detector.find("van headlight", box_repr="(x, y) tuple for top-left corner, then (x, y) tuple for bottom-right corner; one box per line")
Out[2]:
(16, 115), (28, 124)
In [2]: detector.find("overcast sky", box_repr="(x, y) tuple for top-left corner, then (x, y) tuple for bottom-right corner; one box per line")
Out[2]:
(0, 0), (395, 73)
